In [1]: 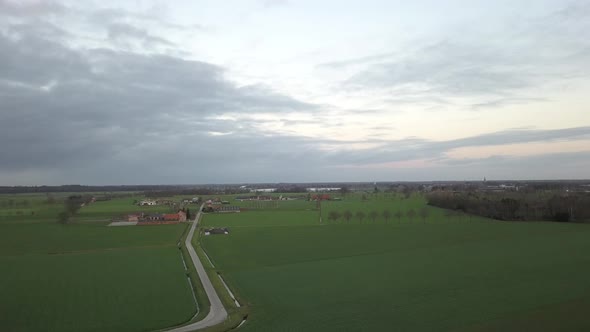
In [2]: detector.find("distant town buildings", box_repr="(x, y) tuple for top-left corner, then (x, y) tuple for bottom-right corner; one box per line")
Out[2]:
(249, 188), (276, 193)
(306, 187), (341, 192)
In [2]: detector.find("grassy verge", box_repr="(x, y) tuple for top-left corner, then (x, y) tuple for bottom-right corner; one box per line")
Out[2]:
(157, 222), (211, 331)
(195, 227), (250, 332)
(162, 218), (249, 332)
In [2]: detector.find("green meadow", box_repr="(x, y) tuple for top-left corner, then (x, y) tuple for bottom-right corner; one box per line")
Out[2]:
(0, 194), (197, 332)
(3, 191), (590, 331)
(0, 193), (180, 224)
(201, 193), (590, 331)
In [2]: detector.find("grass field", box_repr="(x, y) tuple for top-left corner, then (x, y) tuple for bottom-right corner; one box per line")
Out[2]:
(0, 194), (199, 332)
(201, 193), (590, 331)
(0, 193), (183, 223)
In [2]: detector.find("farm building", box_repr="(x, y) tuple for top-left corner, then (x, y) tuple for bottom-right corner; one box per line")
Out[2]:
(164, 214), (179, 221)
(235, 196), (255, 201)
(126, 213), (143, 222)
(162, 211), (187, 222)
(278, 195), (305, 201)
(145, 213), (164, 221)
(138, 200), (156, 206)
(236, 195), (277, 201)
(182, 197), (200, 204)
(311, 194), (331, 201)
(204, 227), (230, 235)
(214, 206), (241, 213)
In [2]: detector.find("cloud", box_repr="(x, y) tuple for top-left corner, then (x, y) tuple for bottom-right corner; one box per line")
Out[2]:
(434, 151), (590, 180)
(0, 2), (589, 185)
(470, 97), (549, 111)
(91, 7), (205, 32)
(316, 51), (398, 69)
(344, 40), (535, 97)
(0, 29), (315, 181)
(0, 24), (586, 186)
(325, 2), (590, 102)
(261, 0), (289, 9)
(0, 0), (64, 17)
(326, 127), (590, 167)
(107, 22), (175, 47)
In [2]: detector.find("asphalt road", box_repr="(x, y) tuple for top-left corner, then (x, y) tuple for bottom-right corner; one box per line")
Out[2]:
(166, 205), (228, 331)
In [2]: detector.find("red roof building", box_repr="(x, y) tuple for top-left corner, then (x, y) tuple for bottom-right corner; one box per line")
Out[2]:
(311, 194), (331, 201)
(163, 211), (187, 222)
(164, 213), (179, 221)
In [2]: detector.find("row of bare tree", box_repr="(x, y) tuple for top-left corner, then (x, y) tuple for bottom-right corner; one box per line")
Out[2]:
(327, 208), (433, 224)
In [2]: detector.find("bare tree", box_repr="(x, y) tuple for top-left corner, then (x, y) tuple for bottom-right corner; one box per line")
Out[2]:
(46, 194), (56, 204)
(444, 209), (454, 222)
(369, 210), (378, 223)
(343, 210), (353, 223)
(406, 209), (416, 223)
(328, 211), (340, 223)
(58, 195), (84, 224)
(340, 186), (351, 198)
(394, 210), (403, 223)
(382, 210), (392, 223)
(355, 211), (366, 224)
(402, 186), (412, 199)
(419, 207), (430, 223)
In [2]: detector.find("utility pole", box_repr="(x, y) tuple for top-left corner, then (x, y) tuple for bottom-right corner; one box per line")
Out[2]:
(319, 198), (323, 224)
(317, 196), (323, 224)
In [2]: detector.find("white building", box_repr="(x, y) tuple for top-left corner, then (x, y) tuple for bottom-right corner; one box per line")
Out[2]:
(306, 187), (341, 192)
(249, 188), (276, 193)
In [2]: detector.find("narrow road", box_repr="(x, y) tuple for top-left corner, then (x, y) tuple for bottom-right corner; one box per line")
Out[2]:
(167, 204), (228, 331)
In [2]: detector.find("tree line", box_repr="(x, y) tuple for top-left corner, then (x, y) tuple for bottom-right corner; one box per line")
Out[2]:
(426, 191), (590, 222)
(326, 207), (433, 224)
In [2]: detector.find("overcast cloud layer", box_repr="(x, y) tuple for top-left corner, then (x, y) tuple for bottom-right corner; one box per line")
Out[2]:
(0, 0), (589, 185)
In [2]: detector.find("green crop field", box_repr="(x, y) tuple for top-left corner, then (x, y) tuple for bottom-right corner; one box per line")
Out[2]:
(76, 197), (180, 221)
(0, 193), (185, 224)
(0, 194), (198, 332)
(201, 193), (590, 331)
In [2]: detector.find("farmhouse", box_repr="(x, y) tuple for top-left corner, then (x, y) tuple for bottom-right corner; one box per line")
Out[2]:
(138, 200), (156, 206)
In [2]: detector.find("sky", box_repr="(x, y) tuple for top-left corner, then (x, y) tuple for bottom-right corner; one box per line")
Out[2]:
(0, 0), (589, 185)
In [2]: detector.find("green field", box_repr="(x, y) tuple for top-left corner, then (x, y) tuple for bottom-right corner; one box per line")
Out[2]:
(4, 191), (590, 331)
(0, 194), (198, 332)
(0, 193), (182, 223)
(201, 194), (590, 331)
